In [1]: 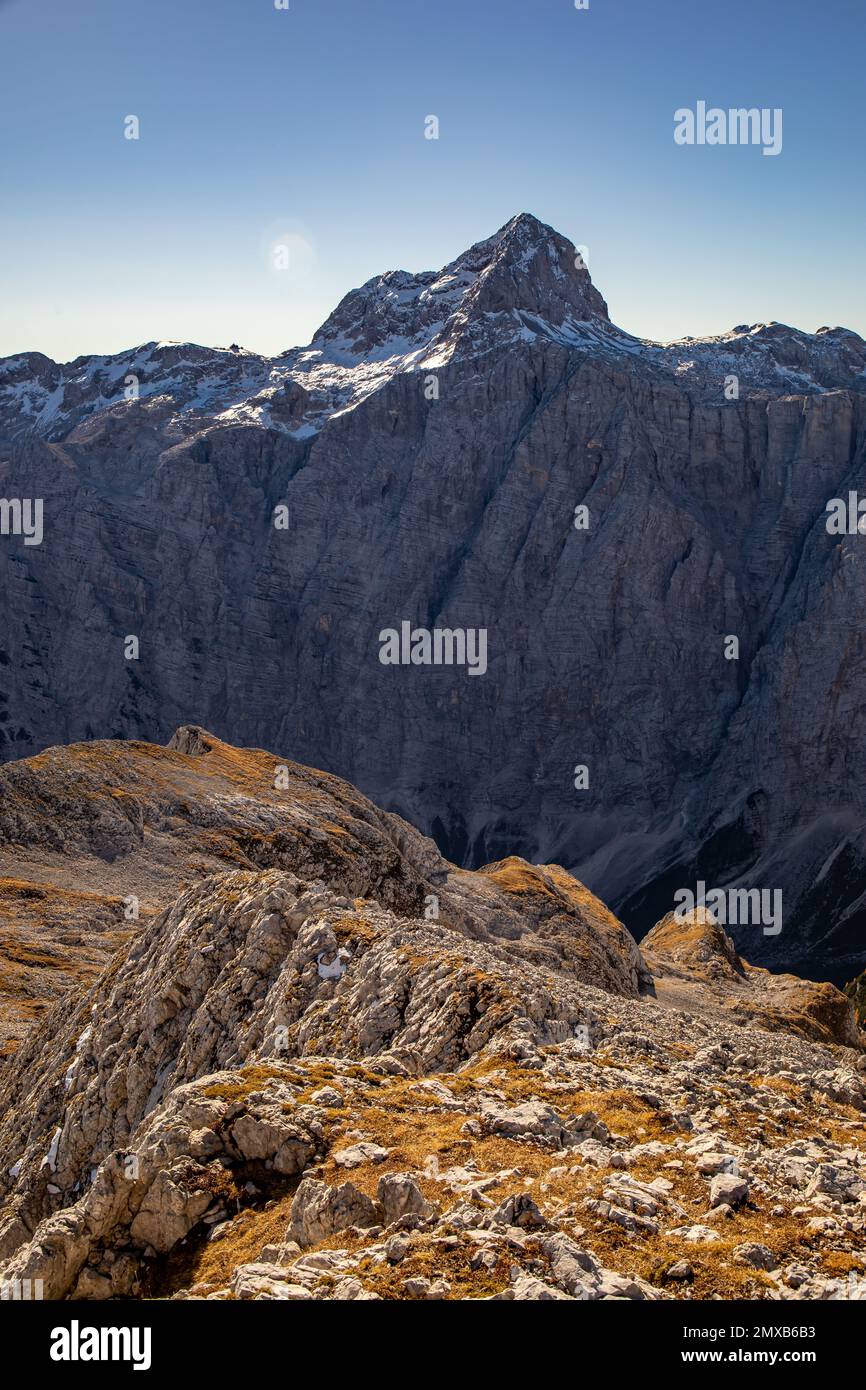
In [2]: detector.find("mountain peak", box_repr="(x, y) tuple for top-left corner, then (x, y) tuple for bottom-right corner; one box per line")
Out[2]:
(4, 217), (865, 450)
(449, 210), (610, 327)
(308, 212), (609, 362)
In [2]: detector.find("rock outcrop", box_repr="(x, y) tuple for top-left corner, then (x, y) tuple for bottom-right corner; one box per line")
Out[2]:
(644, 909), (861, 1048)
(1, 215), (866, 977)
(0, 727), (647, 1051)
(845, 969), (866, 1032)
(0, 735), (862, 1302)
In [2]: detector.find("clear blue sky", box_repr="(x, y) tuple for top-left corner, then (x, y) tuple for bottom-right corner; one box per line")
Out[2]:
(1, 0), (863, 361)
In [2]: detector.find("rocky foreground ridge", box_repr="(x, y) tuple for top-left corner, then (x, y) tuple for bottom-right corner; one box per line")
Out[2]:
(0, 726), (644, 1053)
(0, 729), (863, 1302)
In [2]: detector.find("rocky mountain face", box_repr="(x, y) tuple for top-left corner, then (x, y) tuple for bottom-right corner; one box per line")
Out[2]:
(2, 213), (866, 979)
(0, 730), (862, 1303)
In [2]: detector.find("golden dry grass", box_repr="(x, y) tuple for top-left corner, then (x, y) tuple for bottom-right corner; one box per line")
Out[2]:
(144, 1051), (866, 1301)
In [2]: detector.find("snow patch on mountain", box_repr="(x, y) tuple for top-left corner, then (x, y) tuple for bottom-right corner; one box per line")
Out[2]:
(2, 214), (864, 447)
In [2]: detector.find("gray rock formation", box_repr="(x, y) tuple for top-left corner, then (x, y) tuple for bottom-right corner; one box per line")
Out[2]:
(0, 779), (862, 1301)
(0, 725), (648, 1052)
(2, 212), (866, 975)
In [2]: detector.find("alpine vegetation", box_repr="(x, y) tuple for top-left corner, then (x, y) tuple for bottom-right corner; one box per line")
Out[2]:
(0, 730), (861, 1310)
